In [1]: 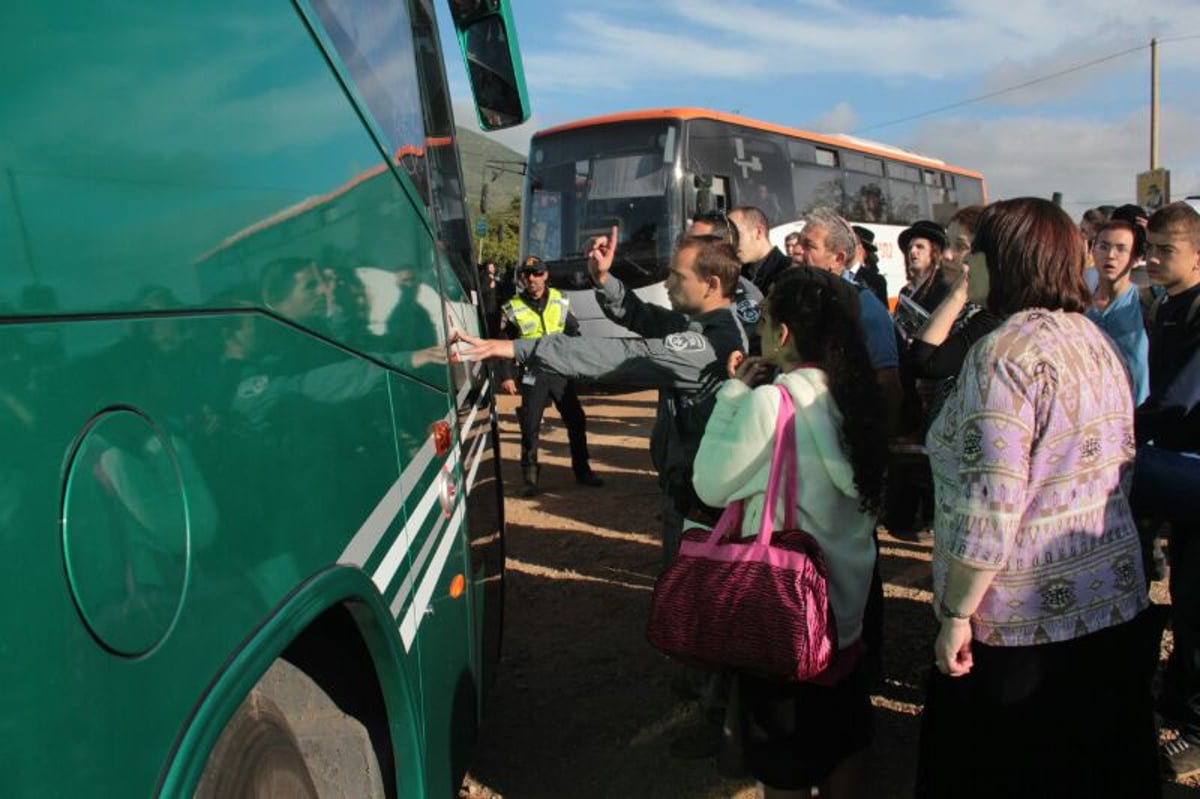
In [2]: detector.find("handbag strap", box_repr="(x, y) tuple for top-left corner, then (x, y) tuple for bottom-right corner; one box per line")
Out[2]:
(757, 385), (798, 545)
(705, 383), (798, 547)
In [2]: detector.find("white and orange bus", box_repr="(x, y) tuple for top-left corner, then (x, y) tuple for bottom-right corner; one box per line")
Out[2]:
(520, 108), (986, 330)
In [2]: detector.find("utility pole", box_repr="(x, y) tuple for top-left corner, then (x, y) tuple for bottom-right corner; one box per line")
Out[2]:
(1150, 37), (1160, 171)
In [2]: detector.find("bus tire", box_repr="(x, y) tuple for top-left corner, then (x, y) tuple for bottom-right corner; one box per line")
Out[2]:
(194, 687), (320, 799)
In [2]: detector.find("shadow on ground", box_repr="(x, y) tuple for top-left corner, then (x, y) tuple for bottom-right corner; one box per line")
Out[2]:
(463, 391), (1199, 798)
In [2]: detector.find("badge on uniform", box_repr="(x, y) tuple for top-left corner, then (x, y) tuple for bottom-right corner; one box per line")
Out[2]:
(522, 372), (538, 386)
(735, 298), (761, 325)
(664, 332), (708, 353)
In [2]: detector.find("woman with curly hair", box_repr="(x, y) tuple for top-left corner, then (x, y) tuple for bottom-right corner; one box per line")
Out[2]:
(917, 198), (1158, 798)
(693, 266), (888, 799)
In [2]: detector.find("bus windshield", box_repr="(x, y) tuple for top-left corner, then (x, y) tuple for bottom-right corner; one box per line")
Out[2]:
(525, 120), (681, 290)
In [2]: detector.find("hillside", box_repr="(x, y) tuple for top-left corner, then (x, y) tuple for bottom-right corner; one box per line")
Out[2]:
(457, 126), (526, 217)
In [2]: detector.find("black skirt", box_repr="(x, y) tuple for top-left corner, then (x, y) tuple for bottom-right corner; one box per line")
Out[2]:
(915, 611), (1161, 799)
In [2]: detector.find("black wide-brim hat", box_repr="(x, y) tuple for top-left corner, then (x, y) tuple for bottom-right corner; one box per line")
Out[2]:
(898, 219), (948, 252)
(851, 225), (878, 253)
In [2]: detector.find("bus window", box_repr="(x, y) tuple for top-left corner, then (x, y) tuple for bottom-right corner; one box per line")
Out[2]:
(687, 120), (794, 225)
(843, 154), (887, 222)
(844, 153), (885, 176)
(958, 176), (986, 207)
(412, 0), (477, 296)
(927, 172), (955, 221)
(887, 163), (926, 224)
(791, 162), (845, 217)
(844, 174), (889, 223)
(786, 143), (841, 217)
(526, 120), (681, 290)
(306, 0), (427, 199)
(815, 147), (839, 168)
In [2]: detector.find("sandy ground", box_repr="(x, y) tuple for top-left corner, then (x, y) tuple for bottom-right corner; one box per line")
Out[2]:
(460, 390), (1198, 798)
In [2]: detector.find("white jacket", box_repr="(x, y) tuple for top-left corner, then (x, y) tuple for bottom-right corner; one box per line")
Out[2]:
(692, 370), (877, 648)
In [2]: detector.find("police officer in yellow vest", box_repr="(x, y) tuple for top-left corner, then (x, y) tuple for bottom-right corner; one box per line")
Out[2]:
(500, 256), (603, 496)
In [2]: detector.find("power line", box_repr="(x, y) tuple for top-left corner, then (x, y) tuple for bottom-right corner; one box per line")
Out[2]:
(852, 35), (1200, 136)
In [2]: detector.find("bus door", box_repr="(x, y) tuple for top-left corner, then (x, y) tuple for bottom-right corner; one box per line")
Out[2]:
(392, 250), (495, 797)
(437, 254), (505, 692)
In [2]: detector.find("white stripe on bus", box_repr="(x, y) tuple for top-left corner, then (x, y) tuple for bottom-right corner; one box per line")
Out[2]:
(399, 500), (467, 651)
(457, 379), (489, 444)
(387, 428), (489, 645)
(388, 501), (450, 618)
(336, 369), (496, 650)
(465, 424), (488, 493)
(339, 376), (488, 568)
(371, 446), (461, 592)
(382, 423), (488, 609)
(456, 362), (481, 405)
(339, 412), (446, 568)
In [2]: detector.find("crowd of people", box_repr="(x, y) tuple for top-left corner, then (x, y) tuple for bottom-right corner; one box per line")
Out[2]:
(458, 197), (1200, 798)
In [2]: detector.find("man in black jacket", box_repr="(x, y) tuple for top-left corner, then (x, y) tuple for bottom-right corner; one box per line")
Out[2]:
(728, 205), (792, 295)
(1133, 203), (1200, 777)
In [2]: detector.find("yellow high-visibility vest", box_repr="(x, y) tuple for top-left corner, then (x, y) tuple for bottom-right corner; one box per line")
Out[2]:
(503, 288), (569, 339)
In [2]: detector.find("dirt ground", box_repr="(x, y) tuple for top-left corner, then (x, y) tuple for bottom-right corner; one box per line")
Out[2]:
(460, 390), (1198, 799)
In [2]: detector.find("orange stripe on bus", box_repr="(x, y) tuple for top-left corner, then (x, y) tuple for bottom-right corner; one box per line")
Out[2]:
(533, 107), (984, 180)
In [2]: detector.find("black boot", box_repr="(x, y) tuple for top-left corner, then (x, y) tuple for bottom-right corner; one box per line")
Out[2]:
(520, 465), (539, 497)
(575, 469), (604, 487)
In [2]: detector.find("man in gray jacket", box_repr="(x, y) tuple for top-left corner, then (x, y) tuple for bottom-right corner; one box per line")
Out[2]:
(454, 228), (749, 566)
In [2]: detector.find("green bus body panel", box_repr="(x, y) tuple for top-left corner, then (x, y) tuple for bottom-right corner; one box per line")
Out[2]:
(0, 313), (430, 796)
(0, 0), (510, 796)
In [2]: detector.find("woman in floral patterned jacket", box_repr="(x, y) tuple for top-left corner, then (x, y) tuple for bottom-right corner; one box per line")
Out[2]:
(915, 198), (1159, 799)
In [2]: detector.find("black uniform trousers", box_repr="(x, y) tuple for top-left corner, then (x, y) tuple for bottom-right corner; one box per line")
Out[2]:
(516, 370), (591, 475)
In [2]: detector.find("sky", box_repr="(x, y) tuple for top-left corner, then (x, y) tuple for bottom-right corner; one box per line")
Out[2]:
(437, 0), (1200, 220)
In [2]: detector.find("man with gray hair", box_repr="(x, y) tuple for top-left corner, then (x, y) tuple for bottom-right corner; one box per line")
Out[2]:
(795, 207), (901, 433)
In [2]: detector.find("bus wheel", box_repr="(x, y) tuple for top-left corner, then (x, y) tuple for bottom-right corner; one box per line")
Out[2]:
(194, 688), (320, 799)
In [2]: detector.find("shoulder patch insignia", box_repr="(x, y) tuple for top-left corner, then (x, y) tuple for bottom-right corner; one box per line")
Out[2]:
(664, 332), (708, 353)
(735, 298), (761, 325)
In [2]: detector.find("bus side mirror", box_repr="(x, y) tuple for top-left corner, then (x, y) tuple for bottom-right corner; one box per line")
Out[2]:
(453, 3), (531, 131)
(449, 0), (500, 25)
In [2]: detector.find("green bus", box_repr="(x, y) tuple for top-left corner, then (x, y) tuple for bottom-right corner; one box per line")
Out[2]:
(0, 1), (528, 796)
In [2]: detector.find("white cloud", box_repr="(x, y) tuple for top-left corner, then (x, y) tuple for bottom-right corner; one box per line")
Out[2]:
(521, 10), (766, 93)
(907, 105), (1200, 218)
(518, 0), (1200, 103)
(807, 101), (859, 134)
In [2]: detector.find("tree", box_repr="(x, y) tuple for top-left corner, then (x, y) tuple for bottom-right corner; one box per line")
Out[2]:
(476, 195), (521, 268)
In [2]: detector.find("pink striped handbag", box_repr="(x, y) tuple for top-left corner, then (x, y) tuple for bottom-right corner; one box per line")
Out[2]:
(646, 385), (838, 682)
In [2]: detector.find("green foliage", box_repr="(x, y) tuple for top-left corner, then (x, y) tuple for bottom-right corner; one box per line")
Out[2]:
(477, 195), (521, 268)
(457, 125), (525, 270)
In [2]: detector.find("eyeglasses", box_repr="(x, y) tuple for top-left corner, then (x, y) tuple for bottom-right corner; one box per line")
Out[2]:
(521, 269), (547, 276)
